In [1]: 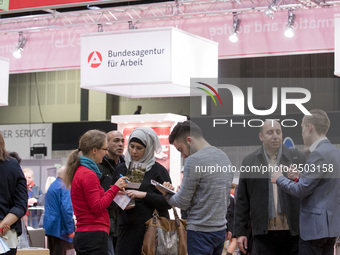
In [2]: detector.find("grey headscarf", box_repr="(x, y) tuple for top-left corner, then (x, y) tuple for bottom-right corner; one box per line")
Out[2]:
(125, 127), (162, 172)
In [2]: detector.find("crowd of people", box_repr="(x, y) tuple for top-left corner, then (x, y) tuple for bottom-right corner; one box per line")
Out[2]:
(0, 109), (339, 255)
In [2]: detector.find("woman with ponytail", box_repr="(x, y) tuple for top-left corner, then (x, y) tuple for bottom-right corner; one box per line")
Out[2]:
(64, 129), (128, 255)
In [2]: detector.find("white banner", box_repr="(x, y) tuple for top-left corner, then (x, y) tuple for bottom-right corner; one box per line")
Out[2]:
(81, 27), (218, 98)
(0, 57), (9, 106)
(0, 123), (52, 160)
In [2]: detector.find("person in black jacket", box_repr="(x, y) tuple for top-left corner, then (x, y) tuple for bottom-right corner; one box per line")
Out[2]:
(114, 127), (171, 255)
(234, 120), (306, 255)
(226, 183), (237, 255)
(97, 130), (125, 255)
(0, 133), (27, 255)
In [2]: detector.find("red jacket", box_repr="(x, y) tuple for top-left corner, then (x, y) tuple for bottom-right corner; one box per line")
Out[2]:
(71, 165), (120, 234)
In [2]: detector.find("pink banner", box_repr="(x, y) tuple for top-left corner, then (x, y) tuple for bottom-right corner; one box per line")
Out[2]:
(0, 7), (338, 73)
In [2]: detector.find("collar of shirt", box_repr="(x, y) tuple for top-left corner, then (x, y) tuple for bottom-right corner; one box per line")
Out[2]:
(309, 137), (327, 153)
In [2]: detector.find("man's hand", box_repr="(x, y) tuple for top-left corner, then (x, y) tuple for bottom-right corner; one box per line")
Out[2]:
(155, 182), (174, 196)
(271, 164), (284, 184)
(236, 236), (248, 254)
(287, 165), (300, 180)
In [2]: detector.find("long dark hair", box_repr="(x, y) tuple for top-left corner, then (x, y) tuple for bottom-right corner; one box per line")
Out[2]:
(0, 133), (9, 162)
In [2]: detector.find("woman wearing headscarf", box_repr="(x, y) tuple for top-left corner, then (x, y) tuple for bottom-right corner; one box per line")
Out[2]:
(115, 127), (172, 255)
(64, 129), (129, 255)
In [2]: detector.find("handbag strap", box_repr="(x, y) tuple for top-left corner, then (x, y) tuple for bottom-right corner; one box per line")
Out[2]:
(172, 207), (182, 227)
(152, 207), (181, 226)
(152, 209), (159, 224)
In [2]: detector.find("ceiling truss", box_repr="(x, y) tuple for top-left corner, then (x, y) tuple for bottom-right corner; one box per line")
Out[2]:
(0, 0), (339, 34)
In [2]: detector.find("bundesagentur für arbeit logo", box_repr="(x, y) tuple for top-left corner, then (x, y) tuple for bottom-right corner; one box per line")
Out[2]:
(88, 51), (103, 68)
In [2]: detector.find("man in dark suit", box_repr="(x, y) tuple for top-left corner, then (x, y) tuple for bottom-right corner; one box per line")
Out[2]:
(97, 130), (125, 255)
(272, 109), (340, 255)
(235, 120), (306, 255)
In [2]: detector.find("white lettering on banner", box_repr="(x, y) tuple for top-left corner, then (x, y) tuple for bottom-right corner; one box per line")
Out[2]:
(209, 24), (251, 36)
(51, 31), (80, 49)
(0, 44), (16, 54)
(209, 18), (334, 37)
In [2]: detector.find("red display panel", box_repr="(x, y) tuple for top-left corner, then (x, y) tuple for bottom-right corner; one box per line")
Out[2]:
(1, 0), (101, 12)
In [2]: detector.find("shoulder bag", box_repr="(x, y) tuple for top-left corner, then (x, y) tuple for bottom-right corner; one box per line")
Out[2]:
(142, 207), (187, 255)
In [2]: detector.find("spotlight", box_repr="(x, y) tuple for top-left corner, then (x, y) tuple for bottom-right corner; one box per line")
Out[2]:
(229, 14), (241, 43)
(13, 32), (26, 59)
(128, 21), (137, 30)
(264, 5), (277, 19)
(284, 10), (295, 38)
(98, 24), (104, 32)
(264, 0), (282, 19)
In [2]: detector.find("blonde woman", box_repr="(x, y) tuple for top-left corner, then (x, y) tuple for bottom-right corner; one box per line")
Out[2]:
(64, 129), (128, 255)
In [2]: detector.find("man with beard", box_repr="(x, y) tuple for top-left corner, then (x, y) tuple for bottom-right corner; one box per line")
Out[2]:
(160, 120), (233, 255)
(97, 130), (125, 255)
(235, 120), (306, 255)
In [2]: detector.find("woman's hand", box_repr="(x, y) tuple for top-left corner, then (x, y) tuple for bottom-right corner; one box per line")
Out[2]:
(125, 190), (146, 199)
(0, 225), (10, 237)
(114, 177), (129, 190)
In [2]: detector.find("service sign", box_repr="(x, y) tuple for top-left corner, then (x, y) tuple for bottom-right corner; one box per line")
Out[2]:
(0, 123), (52, 159)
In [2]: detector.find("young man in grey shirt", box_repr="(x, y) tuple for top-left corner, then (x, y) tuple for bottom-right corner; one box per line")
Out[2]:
(159, 120), (233, 255)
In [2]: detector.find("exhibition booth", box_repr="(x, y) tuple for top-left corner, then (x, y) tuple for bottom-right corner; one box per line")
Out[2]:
(0, 1), (340, 253)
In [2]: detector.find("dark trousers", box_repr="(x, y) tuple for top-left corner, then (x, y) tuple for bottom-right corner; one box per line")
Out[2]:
(187, 229), (226, 255)
(115, 224), (146, 255)
(73, 231), (108, 255)
(299, 237), (336, 255)
(254, 230), (299, 255)
(47, 235), (70, 255)
(4, 249), (16, 255)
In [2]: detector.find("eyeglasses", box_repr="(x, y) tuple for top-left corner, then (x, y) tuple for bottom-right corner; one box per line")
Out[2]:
(101, 147), (109, 151)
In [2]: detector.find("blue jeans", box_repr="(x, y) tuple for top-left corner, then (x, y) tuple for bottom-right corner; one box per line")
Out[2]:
(187, 229), (226, 255)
